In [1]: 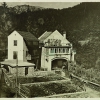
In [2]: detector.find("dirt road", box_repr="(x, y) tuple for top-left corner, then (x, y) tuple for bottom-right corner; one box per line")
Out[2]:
(85, 86), (100, 98)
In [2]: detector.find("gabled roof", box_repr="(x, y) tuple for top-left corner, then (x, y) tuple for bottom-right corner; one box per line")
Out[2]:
(17, 31), (38, 41)
(38, 30), (70, 44)
(38, 31), (52, 41)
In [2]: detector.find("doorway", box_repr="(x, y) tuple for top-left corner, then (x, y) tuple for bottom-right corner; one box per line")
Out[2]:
(51, 59), (67, 70)
(25, 67), (28, 75)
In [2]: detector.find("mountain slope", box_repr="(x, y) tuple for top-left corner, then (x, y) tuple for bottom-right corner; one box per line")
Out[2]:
(0, 2), (100, 69)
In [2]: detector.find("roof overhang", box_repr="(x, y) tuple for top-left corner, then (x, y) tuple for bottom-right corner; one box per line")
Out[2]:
(44, 46), (71, 48)
(1, 60), (35, 68)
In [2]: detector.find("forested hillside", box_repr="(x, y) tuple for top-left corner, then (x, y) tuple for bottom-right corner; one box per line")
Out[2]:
(0, 2), (100, 69)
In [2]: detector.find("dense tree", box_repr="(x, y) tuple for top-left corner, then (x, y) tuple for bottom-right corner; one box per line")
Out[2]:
(0, 2), (100, 70)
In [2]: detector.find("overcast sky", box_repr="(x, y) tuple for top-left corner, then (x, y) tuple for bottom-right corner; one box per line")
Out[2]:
(0, 2), (81, 9)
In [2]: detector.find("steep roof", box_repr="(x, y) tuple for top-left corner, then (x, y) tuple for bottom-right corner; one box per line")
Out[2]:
(38, 31), (52, 41)
(17, 31), (38, 41)
(38, 30), (70, 44)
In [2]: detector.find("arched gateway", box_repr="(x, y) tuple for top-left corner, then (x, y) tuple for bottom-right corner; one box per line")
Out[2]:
(38, 30), (76, 71)
(51, 57), (68, 70)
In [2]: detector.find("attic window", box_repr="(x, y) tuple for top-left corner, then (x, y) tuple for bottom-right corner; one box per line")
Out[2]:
(14, 40), (17, 46)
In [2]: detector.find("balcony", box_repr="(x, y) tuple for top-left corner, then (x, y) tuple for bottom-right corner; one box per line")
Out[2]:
(45, 48), (71, 57)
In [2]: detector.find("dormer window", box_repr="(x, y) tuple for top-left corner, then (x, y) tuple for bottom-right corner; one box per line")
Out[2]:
(14, 40), (17, 46)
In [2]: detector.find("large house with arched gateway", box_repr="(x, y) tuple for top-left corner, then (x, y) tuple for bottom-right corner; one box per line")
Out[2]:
(38, 30), (76, 71)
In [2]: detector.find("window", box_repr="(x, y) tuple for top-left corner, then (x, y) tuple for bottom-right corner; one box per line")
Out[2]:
(61, 48), (63, 53)
(25, 67), (28, 75)
(55, 48), (56, 53)
(63, 48), (65, 53)
(51, 48), (54, 53)
(59, 48), (61, 53)
(13, 51), (18, 59)
(55, 48), (58, 53)
(66, 48), (69, 53)
(14, 40), (17, 46)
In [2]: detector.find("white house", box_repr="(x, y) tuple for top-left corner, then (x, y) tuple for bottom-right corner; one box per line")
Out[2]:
(1, 30), (39, 76)
(38, 30), (76, 71)
(8, 30), (38, 61)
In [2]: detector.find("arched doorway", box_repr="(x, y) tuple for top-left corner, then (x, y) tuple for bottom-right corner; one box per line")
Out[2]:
(51, 58), (68, 70)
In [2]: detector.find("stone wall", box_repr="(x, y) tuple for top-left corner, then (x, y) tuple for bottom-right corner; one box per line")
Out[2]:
(8, 66), (34, 76)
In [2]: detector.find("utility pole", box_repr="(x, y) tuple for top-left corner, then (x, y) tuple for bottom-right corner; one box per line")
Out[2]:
(16, 56), (18, 97)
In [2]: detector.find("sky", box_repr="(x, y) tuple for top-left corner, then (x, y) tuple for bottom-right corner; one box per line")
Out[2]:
(0, 2), (81, 9)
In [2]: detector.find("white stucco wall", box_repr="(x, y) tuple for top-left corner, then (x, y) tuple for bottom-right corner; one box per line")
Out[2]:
(41, 47), (71, 71)
(41, 47), (45, 68)
(28, 67), (34, 76)
(8, 31), (28, 61)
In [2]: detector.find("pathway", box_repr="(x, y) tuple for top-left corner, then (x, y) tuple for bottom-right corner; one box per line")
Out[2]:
(85, 86), (100, 98)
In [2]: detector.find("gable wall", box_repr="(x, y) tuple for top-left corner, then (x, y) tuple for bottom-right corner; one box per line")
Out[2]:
(44, 31), (63, 43)
(8, 31), (24, 60)
(44, 31), (70, 45)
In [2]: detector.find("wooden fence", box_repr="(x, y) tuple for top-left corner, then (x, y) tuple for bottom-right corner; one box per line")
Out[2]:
(3, 70), (15, 88)
(17, 84), (30, 98)
(71, 74), (100, 91)
(3, 69), (29, 98)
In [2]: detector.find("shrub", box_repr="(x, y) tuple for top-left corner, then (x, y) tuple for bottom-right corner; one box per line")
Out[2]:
(25, 81), (82, 97)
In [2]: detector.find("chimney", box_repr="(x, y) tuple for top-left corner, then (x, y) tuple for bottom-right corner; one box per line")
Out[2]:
(63, 31), (66, 39)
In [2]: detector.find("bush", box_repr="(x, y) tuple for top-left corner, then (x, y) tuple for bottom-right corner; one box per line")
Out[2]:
(16, 74), (64, 84)
(95, 57), (100, 69)
(1, 85), (15, 97)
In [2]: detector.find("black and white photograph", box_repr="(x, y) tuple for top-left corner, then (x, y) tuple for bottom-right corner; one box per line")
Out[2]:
(0, 1), (100, 98)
